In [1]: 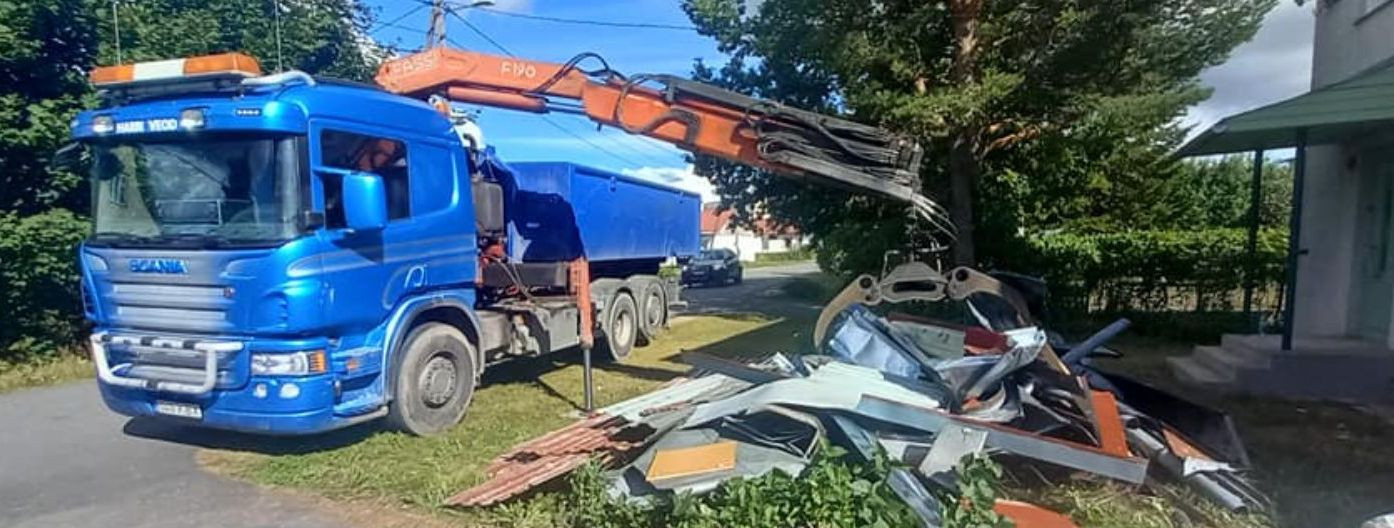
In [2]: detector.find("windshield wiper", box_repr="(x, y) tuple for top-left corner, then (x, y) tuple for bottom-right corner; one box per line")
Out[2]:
(156, 233), (234, 248)
(89, 232), (162, 247)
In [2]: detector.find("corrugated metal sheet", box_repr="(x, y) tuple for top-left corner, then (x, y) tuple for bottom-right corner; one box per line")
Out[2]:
(447, 413), (639, 507)
(446, 374), (762, 507)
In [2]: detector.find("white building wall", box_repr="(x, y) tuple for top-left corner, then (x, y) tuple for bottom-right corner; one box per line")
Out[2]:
(1293, 145), (1359, 338)
(1295, 0), (1394, 342)
(1312, 0), (1394, 87)
(708, 231), (808, 262)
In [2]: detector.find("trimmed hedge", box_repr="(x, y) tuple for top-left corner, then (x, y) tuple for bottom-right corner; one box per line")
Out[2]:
(753, 247), (814, 263)
(1007, 228), (1288, 315)
(0, 209), (89, 361)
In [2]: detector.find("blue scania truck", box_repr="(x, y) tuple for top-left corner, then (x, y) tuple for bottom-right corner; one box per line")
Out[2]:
(69, 54), (700, 435)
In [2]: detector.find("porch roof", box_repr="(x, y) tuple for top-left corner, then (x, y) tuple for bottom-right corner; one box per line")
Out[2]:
(1178, 60), (1394, 156)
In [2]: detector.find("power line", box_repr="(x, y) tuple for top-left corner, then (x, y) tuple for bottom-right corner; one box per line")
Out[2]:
(442, 11), (652, 169)
(447, 9), (513, 57)
(369, 3), (428, 35)
(479, 7), (698, 31)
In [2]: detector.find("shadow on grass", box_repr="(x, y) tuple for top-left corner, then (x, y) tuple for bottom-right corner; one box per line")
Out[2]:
(662, 312), (816, 364)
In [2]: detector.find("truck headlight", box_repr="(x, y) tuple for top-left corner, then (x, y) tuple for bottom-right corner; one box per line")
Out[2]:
(251, 350), (327, 376)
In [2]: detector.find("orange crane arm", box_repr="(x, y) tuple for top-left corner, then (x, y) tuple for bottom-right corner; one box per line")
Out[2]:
(376, 47), (951, 240)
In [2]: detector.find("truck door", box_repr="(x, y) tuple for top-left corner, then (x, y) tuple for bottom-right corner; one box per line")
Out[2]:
(308, 120), (469, 333)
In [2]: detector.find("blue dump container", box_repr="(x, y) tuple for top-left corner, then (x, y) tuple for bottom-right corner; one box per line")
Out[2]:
(504, 162), (701, 264)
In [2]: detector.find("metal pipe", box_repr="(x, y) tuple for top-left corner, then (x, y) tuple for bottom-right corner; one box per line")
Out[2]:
(583, 345), (594, 411)
(1243, 149), (1263, 325)
(1060, 318), (1130, 368)
(1282, 131), (1307, 351)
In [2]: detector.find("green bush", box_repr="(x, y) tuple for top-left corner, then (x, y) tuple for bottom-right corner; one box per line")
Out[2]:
(0, 209), (89, 361)
(544, 446), (921, 528)
(1002, 228), (1288, 315)
(753, 247), (814, 264)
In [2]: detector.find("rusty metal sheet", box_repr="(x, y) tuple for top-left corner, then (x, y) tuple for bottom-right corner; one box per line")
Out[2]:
(1088, 389), (1131, 458)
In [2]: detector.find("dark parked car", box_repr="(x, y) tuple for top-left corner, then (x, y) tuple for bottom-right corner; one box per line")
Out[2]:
(683, 249), (743, 286)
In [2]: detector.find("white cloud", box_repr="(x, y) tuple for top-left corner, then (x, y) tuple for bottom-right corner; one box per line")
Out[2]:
(1183, 3), (1314, 135)
(486, 0), (532, 14)
(622, 165), (720, 203)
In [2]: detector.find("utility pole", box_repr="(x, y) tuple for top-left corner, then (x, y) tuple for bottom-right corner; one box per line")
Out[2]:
(425, 1), (496, 48)
(426, 0), (447, 48)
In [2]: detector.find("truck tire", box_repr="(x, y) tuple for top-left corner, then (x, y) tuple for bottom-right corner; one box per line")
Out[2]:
(598, 292), (637, 362)
(636, 280), (666, 346)
(386, 322), (477, 436)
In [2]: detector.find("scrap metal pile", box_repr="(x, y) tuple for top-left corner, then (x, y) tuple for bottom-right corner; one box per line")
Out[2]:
(446, 263), (1267, 526)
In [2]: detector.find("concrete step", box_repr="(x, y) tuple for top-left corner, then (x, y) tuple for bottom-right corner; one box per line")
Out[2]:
(1166, 355), (1235, 390)
(1219, 334), (1278, 360)
(1192, 345), (1270, 371)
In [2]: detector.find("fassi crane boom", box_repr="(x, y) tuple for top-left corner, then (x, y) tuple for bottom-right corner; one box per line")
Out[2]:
(375, 47), (955, 245)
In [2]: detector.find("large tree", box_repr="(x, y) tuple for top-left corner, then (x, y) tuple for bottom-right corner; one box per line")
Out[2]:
(683, 0), (1276, 273)
(97, 0), (384, 80)
(0, 0), (385, 358)
(0, 0), (99, 214)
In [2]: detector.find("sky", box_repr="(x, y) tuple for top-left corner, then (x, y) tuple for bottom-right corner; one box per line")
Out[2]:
(366, 0), (1317, 200)
(1182, 2), (1314, 136)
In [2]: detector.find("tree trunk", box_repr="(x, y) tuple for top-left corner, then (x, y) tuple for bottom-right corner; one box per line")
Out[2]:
(949, 135), (978, 266)
(947, 0), (982, 266)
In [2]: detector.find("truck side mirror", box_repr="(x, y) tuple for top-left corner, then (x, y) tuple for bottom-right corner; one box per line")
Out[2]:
(50, 141), (88, 173)
(340, 171), (388, 231)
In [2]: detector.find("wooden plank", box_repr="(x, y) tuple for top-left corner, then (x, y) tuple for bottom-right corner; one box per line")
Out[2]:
(646, 441), (738, 482)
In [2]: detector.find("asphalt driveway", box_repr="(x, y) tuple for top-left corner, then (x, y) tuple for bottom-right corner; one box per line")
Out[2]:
(0, 382), (343, 528)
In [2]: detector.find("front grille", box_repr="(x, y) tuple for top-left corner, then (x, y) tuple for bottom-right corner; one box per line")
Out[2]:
(107, 282), (233, 332)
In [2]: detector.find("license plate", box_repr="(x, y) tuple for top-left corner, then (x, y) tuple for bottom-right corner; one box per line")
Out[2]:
(155, 400), (203, 420)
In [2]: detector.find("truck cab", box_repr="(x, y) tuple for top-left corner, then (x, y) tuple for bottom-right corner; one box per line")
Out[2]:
(71, 54), (697, 435)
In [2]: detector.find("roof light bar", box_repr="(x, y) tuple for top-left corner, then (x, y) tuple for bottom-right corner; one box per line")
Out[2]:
(90, 53), (263, 88)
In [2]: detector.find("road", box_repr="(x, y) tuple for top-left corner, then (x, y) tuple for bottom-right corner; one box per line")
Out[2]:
(0, 261), (824, 528)
(0, 382), (348, 528)
(681, 260), (823, 315)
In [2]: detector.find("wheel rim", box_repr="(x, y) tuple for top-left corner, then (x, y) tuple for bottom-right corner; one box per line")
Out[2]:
(419, 353), (458, 408)
(615, 306), (634, 347)
(644, 291), (663, 330)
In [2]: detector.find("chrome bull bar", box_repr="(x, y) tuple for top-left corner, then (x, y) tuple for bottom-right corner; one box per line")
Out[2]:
(89, 332), (244, 395)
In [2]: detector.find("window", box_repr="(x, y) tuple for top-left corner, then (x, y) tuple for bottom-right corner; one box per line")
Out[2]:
(319, 129), (410, 227)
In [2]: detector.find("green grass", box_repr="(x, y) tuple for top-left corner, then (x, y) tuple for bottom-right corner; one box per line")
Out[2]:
(202, 304), (1394, 528)
(776, 273), (844, 304)
(205, 313), (805, 517)
(0, 353), (92, 394)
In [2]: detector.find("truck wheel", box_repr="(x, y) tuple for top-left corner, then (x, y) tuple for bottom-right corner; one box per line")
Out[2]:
(598, 292), (637, 362)
(637, 280), (666, 346)
(386, 323), (477, 436)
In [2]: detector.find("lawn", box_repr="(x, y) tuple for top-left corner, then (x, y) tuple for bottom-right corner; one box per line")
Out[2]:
(201, 296), (1394, 528)
(0, 353), (92, 394)
(204, 312), (808, 520)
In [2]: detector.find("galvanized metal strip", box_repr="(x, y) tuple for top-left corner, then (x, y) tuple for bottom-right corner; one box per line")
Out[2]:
(854, 395), (1149, 485)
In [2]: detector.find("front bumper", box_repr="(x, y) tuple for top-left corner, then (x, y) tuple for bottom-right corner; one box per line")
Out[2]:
(98, 374), (346, 434)
(92, 330), (371, 435)
(682, 267), (729, 284)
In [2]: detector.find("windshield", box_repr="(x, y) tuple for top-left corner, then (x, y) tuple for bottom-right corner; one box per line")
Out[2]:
(699, 250), (726, 260)
(88, 135), (305, 248)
